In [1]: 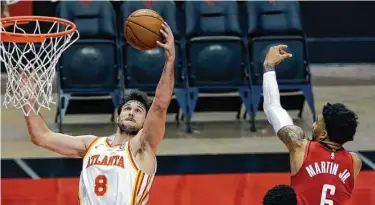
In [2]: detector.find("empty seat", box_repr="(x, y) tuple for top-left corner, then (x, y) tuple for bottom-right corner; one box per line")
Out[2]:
(247, 1), (303, 37)
(181, 1), (252, 132)
(185, 1), (245, 86)
(55, 1), (121, 131)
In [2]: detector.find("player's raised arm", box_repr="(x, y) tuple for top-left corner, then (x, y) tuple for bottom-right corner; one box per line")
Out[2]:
(262, 45), (307, 151)
(135, 22), (175, 154)
(24, 104), (96, 158)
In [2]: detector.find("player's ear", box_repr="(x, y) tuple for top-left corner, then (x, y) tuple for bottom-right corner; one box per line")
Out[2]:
(321, 130), (328, 138)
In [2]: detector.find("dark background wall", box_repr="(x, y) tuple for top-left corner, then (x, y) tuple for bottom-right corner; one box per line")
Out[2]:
(300, 1), (375, 38)
(299, 1), (375, 63)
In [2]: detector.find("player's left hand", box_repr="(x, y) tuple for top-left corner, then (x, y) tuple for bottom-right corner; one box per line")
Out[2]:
(157, 22), (175, 61)
(264, 44), (293, 66)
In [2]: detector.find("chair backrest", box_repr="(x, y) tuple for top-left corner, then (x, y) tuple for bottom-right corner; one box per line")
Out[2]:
(247, 1), (303, 36)
(56, 1), (117, 38)
(251, 40), (307, 84)
(185, 1), (242, 38)
(120, 1), (179, 38)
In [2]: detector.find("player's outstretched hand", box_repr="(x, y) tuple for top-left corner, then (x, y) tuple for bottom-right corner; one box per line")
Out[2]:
(264, 45), (293, 66)
(20, 72), (38, 113)
(156, 22), (175, 61)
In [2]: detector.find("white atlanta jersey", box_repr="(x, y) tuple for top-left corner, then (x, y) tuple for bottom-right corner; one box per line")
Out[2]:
(78, 137), (156, 205)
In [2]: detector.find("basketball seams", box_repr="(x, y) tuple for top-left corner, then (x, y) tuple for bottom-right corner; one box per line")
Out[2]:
(126, 18), (163, 39)
(125, 9), (164, 50)
(130, 9), (164, 21)
(131, 14), (164, 22)
(126, 24), (152, 50)
(126, 26), (150, 50)
(126, 24), (152, 49)
(131, 15), (164, 22)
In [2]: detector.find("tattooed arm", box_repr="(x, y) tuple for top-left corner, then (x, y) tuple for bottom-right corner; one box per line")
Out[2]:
(276, 125), (306, 150)
(263, 45), (307, 151)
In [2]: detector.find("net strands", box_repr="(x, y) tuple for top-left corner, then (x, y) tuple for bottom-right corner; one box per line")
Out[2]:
(0, 19), (79, 116)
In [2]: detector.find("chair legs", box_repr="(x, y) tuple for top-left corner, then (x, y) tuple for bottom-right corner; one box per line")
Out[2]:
(175, 87), (259, 133)
(56, 92), (71, 132)
(174, 88), (198, 133)
(238, 87), (256, 131)
(249, 86), (262, 132)
(54, 109), (59, 123)
(247, 84), (316, 131)
(298, 102), (305, 118)
(53, 86), (313, 135)
(55, 90), (121, 132)
(110, 90), (121, 123)
(300, 84), (316, 121)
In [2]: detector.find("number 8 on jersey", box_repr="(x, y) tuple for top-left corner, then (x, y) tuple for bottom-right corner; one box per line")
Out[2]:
(95, 175), (108, 196)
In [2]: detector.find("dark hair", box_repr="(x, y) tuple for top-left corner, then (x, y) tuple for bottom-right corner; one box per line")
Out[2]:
(263, 184), (297, 205)
(117, 90), (151, 115)
(322, 103), (358, 144)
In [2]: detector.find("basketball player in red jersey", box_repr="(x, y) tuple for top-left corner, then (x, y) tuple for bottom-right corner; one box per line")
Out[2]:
(262, 45), (362, 205)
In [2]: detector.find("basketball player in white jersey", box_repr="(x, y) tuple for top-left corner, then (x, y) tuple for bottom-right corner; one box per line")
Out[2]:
(23, 22), (175, 205)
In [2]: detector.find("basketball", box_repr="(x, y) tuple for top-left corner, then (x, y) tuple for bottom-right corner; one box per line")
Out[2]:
(125, 9), (164, 51)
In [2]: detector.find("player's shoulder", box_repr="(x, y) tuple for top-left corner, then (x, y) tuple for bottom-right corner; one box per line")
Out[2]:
(78, 135), (102, 158)
(348, 152), (362, 179)
(277, 125), (308, 150)
(348, 152), (362, 167)
(82, 135), (102, 149)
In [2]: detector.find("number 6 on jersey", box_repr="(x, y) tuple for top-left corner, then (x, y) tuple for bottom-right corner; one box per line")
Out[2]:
(320, 184), (336, 205)
(95, 175), (108, 196)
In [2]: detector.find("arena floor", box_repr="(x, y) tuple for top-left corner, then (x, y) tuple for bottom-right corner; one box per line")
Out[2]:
(1, 64), (375, 158)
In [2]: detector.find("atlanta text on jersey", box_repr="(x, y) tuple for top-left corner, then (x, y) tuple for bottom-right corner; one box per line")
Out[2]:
(86, 155), (125, 168)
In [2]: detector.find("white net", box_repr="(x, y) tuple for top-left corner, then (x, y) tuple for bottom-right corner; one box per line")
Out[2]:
(0, 18), (79, 116)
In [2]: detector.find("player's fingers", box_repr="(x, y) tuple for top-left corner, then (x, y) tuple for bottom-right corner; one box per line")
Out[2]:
(162, 22), (172, 36)
(280, 49), (287, 54)
(161, 23), (167, 30)
(281, 53), (293, 59)
(156, 41), (167, 48)
(160, 29), (168, 39)
(163, 22), (169, 29)
(167, 27), (173, 36)
(162, 23), (171, 33)
(161, 24), (169, 36)
(275, 44), (288, 50)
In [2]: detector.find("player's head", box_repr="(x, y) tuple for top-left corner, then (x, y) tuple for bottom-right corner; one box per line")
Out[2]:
(117, 90), (151, 135)
(312, 103), (358, 144)
(263, 184), (297, 205)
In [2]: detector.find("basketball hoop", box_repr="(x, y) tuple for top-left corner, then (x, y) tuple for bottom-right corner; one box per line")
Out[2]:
(0, 16), (79, 116)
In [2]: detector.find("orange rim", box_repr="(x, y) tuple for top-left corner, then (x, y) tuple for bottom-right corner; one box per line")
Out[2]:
(0, 16), (77, 43)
